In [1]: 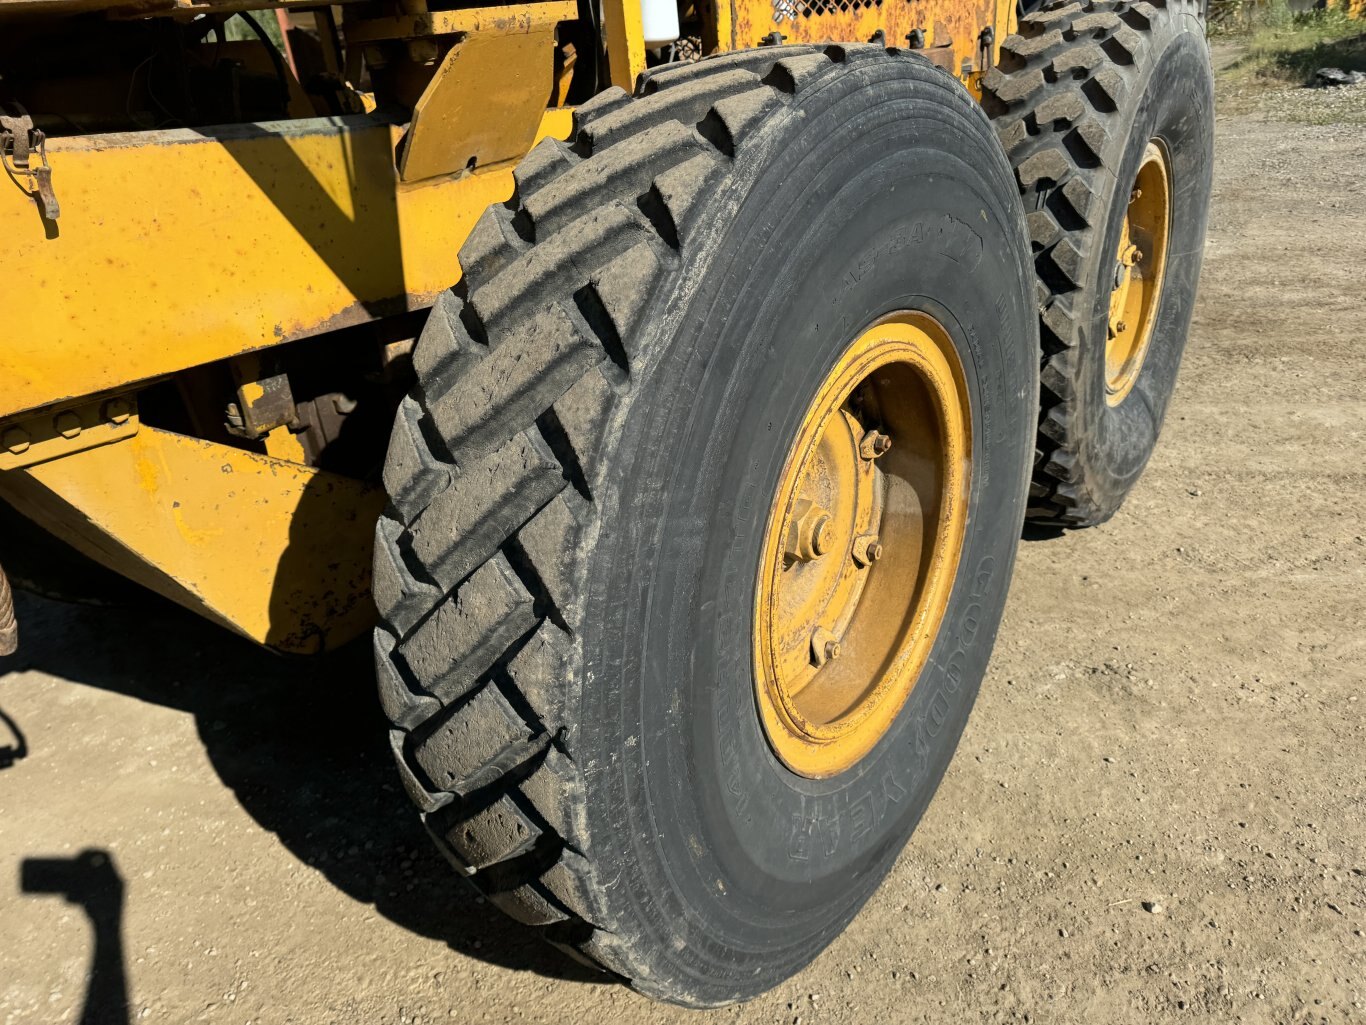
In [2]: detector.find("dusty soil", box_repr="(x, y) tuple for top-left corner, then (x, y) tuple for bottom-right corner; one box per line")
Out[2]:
(3, 76), (1365, 1025)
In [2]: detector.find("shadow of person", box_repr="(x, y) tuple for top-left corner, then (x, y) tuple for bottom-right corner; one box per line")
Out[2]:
(21, 849), (130, 1025)
(3, 587), (603, 987)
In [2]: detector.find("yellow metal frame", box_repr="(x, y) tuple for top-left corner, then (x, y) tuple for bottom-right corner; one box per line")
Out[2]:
(0, 0), (1016, 654)
(0, 426), (384, 653)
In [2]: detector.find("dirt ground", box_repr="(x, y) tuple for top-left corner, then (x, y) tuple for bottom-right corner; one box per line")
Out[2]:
(3, 65), (1365, 1025)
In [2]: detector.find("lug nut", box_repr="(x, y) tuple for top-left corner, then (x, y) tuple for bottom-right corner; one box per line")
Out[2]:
(810, 627), (841, 668)
(852, 533), (883, 567)
(785, 501), (835, 563)
(859, 429), (892, 460)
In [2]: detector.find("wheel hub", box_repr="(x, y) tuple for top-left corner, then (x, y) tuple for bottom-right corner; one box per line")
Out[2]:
(1106, 140), (1172, 405)
(753, 312), (971, 778)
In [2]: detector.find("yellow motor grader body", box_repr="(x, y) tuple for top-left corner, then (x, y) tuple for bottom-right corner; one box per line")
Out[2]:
(0, 0), (1013, 652)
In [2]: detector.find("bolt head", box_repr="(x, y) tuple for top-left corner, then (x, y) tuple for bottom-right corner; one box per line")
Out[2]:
(785, 501), (835, 563)
(103, 398), (132, 425)
(54, 411), (82, 440)
(2, 427), (31, 454)
(825, 640), (841, 661)
(859, 430), (893, 460)
(852, 533), (882, 567)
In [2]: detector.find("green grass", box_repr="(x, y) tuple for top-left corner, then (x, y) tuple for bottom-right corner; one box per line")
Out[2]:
(1218, 5), (1366, 87)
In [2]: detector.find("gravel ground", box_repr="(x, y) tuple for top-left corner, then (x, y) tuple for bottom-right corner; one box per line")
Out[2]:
(2, 75), (1365, 1025)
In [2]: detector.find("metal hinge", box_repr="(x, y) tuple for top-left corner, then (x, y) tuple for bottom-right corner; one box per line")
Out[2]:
(1, 104), (60, 221)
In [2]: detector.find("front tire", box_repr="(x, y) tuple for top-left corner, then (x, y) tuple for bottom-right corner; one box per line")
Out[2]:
(374, 45), (1036, 1006)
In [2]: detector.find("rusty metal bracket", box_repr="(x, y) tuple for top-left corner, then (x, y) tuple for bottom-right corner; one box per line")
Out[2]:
(0, 396), (139, 471)
(1, 104), (60, 221)
(226, 355), (300, 441)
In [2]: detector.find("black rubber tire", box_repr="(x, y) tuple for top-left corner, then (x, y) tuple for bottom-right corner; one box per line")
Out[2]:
(983, 0), (1214, 526)
(372, 45), (1037, 1007)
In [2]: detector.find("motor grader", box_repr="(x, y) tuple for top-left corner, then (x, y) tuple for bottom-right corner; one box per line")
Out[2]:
(0, 0), (1212, 1004)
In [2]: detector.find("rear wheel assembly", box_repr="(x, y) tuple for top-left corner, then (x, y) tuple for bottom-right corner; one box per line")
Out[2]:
(984, 0), (1214, 526)
(374, 45), (1037, 1006)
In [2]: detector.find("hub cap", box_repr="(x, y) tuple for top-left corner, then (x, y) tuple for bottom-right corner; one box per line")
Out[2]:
(753, 313), (971, 778)
(1106, 140), (1172, 406)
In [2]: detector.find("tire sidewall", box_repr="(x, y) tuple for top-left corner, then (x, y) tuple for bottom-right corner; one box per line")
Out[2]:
(576, 56), (1036, 1003)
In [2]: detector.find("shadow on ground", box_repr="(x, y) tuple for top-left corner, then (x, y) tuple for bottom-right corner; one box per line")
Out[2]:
(0, 587), (602, 987)
(21, 849), (130, 1025)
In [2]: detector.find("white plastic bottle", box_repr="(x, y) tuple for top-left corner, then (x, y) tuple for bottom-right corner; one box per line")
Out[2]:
(640, 0), (680, 48)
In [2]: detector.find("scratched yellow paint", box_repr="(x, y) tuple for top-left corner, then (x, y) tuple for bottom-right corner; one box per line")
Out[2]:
(0, 109), (573, 421)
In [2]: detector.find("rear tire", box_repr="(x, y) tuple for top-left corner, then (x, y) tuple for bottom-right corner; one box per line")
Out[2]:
(373, 45), (1036, 1006)
(984, 0), (1214, 526)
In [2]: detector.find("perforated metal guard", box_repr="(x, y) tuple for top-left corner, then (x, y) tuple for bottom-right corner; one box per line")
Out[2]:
(772, 0), (882, 23)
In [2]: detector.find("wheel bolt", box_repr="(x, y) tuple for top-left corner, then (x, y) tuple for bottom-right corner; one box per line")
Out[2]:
(809, 627), (841, 667)
(859, 429), (892, 460)
(852, 533), (883, 567)
(810, 514), (833, 557)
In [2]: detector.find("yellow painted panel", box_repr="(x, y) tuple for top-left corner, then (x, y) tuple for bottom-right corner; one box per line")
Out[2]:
(401, 28), (558, 181)
(342, 1), (578, 42)
(602, 0), (647, 89)
(1, 109), (572, 421)
(0, 427), (384, 653)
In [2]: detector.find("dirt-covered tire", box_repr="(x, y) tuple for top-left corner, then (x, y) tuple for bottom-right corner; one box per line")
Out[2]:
(372, 45), (1036, 1006)
(983, 0), (1214, 526)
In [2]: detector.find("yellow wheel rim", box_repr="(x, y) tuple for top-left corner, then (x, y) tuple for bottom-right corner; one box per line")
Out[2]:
(753, 312), (971, 779)
(1106, 140), (1172, 406)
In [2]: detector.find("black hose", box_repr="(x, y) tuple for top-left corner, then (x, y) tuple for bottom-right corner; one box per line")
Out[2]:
(237, 11), (292, 113)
